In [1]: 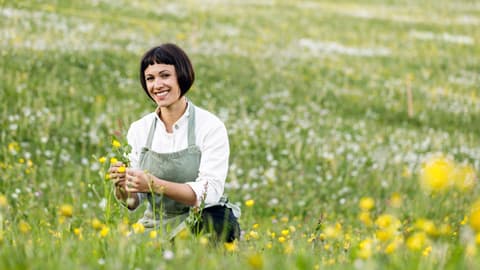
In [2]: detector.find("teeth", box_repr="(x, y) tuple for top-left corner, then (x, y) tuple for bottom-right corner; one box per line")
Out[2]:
(155, 91), (168, 96)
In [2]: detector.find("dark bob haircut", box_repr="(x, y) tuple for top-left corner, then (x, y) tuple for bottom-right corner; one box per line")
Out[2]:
(139, 43), (195, 101)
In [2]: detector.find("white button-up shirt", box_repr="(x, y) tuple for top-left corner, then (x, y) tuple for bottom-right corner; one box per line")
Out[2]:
(127, 103), (229, 205)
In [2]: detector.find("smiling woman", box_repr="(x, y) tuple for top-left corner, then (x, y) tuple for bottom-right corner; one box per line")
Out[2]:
(108, 43), (240, 242)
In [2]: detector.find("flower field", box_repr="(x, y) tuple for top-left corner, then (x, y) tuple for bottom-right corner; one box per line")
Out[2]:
(1, 0), (479, 269)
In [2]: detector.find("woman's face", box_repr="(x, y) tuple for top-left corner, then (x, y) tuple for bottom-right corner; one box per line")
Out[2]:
(144, 63), (182, 108)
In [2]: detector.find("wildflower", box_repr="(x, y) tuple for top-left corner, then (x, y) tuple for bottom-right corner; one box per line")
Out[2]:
(19, 220), (31, 234)
(375, 214), (401, 230)
(245, 199), (255, 207)
(278, 236), (286, 243)
(359, 197), (375, 211)
(224, 241), (238, 252)
(470, 202), (480, 232)
(59, 204), (73, 218)
(199, 236), (209, 245)
(358, 238), (373, 259)
(110, 157), (118, 164)
(281, 229), (290, 236)
(0, 195), (7, 208)
(415, 218), (438, 236)
(98, 156), (106, 164)
(252, 223), (260, 229)
(163, 250), (174, 260)
(246, 253), (263, 269)
(91, 218), (103, 231)
(389, 192), (402, 208)
(422, 246), (432, 256)
(105, 173), (111, 180)
(248, 230), (259, 240)
(73, 228), (82, 239)
(359, 211), (373, 227)
(8, 142), (20, 154)
(149, 230), (157, 239)
(406, 232), (427, 251)
(118, 165), (126, 173)
(112, 139), (121, 148)
(132, 223), (145, 234)
(420, 155), (455, 192)
(99, 226), (109, 238)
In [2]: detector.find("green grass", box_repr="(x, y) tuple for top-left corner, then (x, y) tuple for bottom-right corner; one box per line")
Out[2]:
(1, 0), (480, 269)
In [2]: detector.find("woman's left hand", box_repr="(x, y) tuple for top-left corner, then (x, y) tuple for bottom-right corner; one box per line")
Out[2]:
(125, 168), (156, 193)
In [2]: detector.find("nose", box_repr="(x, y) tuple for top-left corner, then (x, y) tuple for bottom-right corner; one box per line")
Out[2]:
(153, 77), (163, 88)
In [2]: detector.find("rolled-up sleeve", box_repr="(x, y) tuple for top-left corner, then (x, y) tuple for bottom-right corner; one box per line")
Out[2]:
(186, 123), (229, 205)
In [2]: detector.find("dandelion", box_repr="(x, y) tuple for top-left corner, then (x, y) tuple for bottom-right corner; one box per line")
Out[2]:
(91, 218), (103, 231)
(149, 230), (157, 239)
(389, 192), (403, 208)
(199, 236), (209, 245)
(8, 142), (20, 154)
(359, 211), (373, 227)
(415, 218), (438, 236)
(98, 156), (106, 164)
(132, 223), (145, 234)
(422, 246), (432, 256)
(73, 228), (82, 239)
(359, 197), (375, 211)
(99, 226), (109, 238)
(278, 236), (286, 243)
(59, 204), (73, 218)
(110, 157), (118, 164)
(246, 253), (263, 269)
(19, 220), (31, 234)
(281, 229), (290, 236)
(117, 165), (126, 173)
(420, 155), (455, 192)
(224, 241), (237, 252)
(469, 201), (480, 232)
(358, 238), (373, 259)
(252, 223), (260, 229)
(112, 139), (121, 148)
(406, 232), (427, 251)
(245, 199), (255, 207)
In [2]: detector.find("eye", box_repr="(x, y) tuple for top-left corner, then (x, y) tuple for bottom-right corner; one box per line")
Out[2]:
(145, 76), (153, 81)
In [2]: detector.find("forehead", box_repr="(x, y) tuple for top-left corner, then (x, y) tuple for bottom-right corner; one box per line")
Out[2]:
(144, 63), (176, 74)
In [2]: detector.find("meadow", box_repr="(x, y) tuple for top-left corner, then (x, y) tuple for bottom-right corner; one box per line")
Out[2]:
(1, 0), (480, 269)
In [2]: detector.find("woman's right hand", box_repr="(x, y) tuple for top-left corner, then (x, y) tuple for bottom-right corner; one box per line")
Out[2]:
(108, 161), (127, 189)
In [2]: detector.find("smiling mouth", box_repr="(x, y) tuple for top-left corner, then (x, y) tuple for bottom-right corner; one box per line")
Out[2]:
(153, 90), (169, 97)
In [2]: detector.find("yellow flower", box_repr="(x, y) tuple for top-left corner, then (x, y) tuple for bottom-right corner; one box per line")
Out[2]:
(0, 195), (7, 208)
(470, 204), (480, 232)
(246, 253), (263, 269)
(110, 157), (118, 164)
(245, 199), (255, 207)
(19, 220), (31, 234)
(358, 238), (373, 259)
(91, 218), (103, 231)
(59, 204), (73, 218)
(420, 155), (455, 192)
(112, 140), (121, 148)
(281, 229), (290, 236)
(199, 236), (209, 245)
(99, 226), (109, 238)
(98, 156), (106, 164)
(389, 192), (403, 208)
(415, 218), (438, 236)
(375, 214), (401, 230)
(8, 142), (20, 153)
(224, 241), (238, 252)
(278, 236), (286, 243)
(252, 223), (260, 229)
(359, 197), (375, 211)
(149, 230), (157, 239)
(359, 211), (373, 227)
(422, 246), (432, 256)
(132, 223), (145, 234)
(406, 232), (427, 251)
(118, 166), (126, 173)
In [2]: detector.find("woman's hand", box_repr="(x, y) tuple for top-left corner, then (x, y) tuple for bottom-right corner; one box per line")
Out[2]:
(108, 161), (127, 189)
(125, 168), (156, 193)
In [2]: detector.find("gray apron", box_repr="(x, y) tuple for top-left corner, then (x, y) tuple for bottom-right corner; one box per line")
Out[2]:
(136, 103), (201, 236)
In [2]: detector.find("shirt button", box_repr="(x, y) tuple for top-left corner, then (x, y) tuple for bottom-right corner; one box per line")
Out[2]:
(174, 125), (179, 130)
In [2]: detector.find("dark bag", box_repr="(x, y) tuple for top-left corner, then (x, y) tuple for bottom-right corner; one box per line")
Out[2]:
(191, 205), (240, 243)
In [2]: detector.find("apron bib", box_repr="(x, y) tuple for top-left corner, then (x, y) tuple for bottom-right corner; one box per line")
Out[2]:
(137, 103), (201, 234)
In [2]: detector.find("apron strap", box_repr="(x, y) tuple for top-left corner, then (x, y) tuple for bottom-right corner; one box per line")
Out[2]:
(145, 101), (196, 149)
(145, 116), (157, 149)
(187, 102), (196, 147)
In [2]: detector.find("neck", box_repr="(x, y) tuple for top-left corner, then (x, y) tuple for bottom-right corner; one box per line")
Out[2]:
(157, 97), (187, 132)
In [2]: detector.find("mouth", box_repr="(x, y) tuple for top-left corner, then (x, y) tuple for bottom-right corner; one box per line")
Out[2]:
(152, 90), (169, 98)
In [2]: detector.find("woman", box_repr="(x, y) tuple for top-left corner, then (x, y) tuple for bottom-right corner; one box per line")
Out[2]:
(108, 43), (240, 242)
